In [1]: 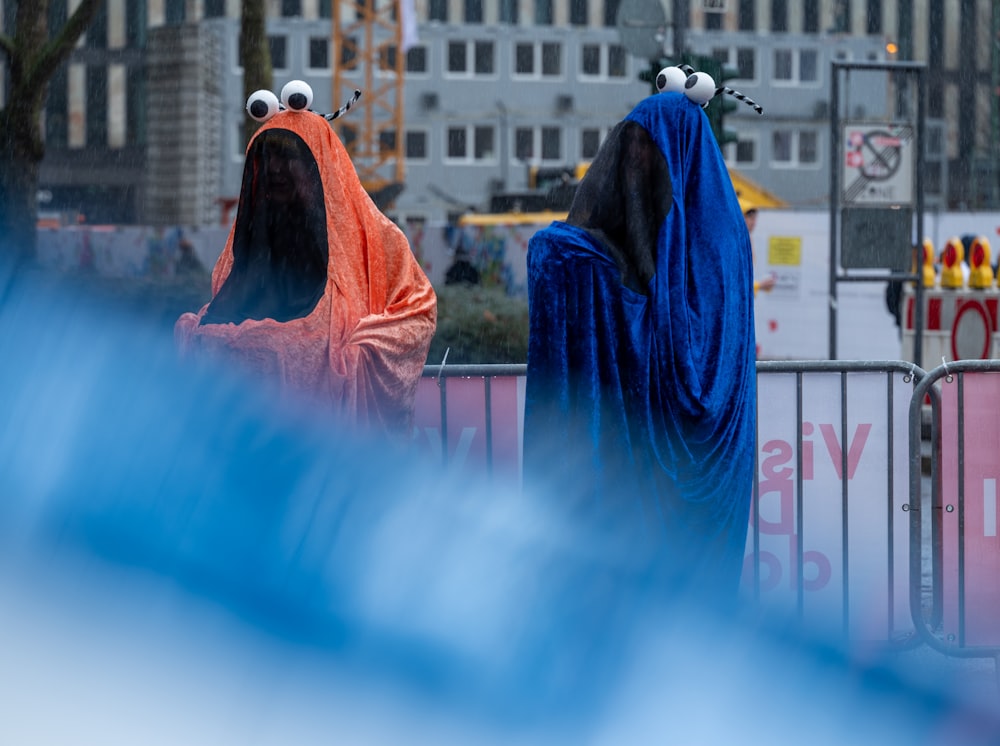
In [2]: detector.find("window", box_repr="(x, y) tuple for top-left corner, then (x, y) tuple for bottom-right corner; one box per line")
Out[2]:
(866, 0), (882, 34)
(803, 0), (819, 33)
(86, 65), (107, 148)
(608, 45), (626, 77)
(582, 44), (600, 76)
(513, 127), (561, 163)
(85, 0), (107, 47)
(46, 67), (69, 148)
(515, 127), (533, 160)
(204, 0), (226, 18)
(799, 49), (818, 82)
(833, 0), (850, 32)
(570, 0), (587, 25)
(541, 127), (561, 160)
(735, 47), (756, 80)
(448, 40), (495, 77)
(580, 43), (626, 79)
(772, 130), (819, 166)
(474, 126), (495, 159)
(165, 0), (184, 25)
(125, 0), (146, 48)
(379, 130), (396, 154)
(269, 36), (287, 70)
(380, 45), (398, 72)
(770, 0), (787, 32)
(341, 36), (357, 68)
(603, 0), (621, 27)
(774, 48), (820, 85)
(515, 42), (562, 79)
(465, 0), (483, 23)
(535, 0), (554, 25)
(447, 127), (467, 159)
(500, 0), (518, 24)
(515, 43), (534, 75)
(474, 41), (495, 74)
(428, 0), (447, 22)
(405, 130), (428, 160)
(309, 38), (329, 70)
(705, 12), (723, 31)
(445, 125), (497, 162)
(798, 131), (817, 164)
(448, 41), (467, 74)
(738, 0), (755, 31)
(735, 138), (756, 166)
(774, 49), (793, 81)
(581, 128), (603, 159)
(542, 42), (561, 76)
(319, 0), (331, 19)
(281, 0), (301, 17)
(772, 130), (792, 162)
(407, 46), (428, 74)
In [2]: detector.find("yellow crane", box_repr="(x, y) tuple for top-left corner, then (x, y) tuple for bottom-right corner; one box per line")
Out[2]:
(331, 0), (406, 209)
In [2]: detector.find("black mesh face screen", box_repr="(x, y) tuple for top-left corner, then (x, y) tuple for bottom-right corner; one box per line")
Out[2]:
(201, 129), (329, 325)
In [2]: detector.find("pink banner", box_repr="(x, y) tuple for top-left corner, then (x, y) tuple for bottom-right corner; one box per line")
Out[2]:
(941, 374), (1000, 647)
(412, 375), (524, 482)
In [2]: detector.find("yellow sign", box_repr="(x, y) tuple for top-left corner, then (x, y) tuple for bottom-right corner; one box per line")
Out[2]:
(768, 236), (801, 266)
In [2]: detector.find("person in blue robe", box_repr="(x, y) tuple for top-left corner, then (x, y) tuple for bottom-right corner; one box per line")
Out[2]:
(523, 87), (757, 604)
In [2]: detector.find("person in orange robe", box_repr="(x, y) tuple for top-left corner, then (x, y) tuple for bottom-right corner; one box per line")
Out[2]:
(175, 86), (436, 437)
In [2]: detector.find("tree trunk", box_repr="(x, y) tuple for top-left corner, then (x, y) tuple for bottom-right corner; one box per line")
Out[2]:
(240, 0), (273, 146)
(0, 0), (104, 265)
(0, 138), (41, 266)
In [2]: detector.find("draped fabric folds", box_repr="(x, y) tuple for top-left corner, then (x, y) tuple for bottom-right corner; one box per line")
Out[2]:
(524, 92), (756, 597)
(175, 111), (436, 436)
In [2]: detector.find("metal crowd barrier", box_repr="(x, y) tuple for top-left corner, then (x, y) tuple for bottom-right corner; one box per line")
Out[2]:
(416, 360), (1000, 658)
(908, 359), (1000, 660)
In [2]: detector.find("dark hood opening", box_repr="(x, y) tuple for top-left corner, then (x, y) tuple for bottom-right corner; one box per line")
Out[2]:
(566, 121), (671, 294)
(201, 129), (329, 325)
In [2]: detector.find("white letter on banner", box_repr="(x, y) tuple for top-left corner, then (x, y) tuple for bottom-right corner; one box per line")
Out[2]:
(985, 478), (997, 538)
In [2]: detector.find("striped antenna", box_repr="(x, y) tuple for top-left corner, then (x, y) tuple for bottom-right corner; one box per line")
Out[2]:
(325, 89), (362, 121)
(716, 86), (763, 115)
(678, 63), (696, 77)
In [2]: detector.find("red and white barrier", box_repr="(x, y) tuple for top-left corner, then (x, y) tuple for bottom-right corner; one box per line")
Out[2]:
(902, 287), (1000, 366)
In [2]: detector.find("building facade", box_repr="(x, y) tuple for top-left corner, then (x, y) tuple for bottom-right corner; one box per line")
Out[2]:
(0, 0), (996, 225)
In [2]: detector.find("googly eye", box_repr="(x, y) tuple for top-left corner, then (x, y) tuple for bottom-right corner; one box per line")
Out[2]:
(684, 71), (717, 106)
(656, 66), (689, 94)
(281, 80), (313, 112)
(246, 90), (280, 122)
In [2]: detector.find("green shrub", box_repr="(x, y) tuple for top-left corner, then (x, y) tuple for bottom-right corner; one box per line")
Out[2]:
(427, 284), (528, 365)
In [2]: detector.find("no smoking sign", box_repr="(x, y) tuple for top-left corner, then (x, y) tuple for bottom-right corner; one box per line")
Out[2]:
(842, 124), (914, 206)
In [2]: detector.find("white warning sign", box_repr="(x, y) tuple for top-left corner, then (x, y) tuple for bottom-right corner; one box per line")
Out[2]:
(842, 124), (914, 206)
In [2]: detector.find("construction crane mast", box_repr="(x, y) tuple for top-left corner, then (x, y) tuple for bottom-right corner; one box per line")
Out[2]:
(331, 1), (406, 209)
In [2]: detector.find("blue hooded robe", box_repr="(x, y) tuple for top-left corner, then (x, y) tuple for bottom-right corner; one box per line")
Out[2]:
(523, 91), (756, 600)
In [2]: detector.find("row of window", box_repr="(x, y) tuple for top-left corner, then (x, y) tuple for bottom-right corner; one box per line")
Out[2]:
(223, 0), (625, 27)
(197, 0), (885, 35)
(264, 36), (629, 81)
(200, 0), (883, 36)
(290, 123), (823, 169)
(271, 34), (836, 88)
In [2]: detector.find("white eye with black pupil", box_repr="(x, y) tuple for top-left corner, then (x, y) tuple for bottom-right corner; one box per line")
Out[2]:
(684, 71), (717, 106)
(281, 80), (313, 112)
(246, 90), (279, 122)
(656, 66), (688, 94)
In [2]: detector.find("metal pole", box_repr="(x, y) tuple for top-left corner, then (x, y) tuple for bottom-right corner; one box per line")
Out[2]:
(829, 63), (840, 360)
(914, 65), (926, 367)
(672, 0), (685, 59)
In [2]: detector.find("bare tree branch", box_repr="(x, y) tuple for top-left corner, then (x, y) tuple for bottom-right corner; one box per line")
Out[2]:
(29, 0), (105, 90)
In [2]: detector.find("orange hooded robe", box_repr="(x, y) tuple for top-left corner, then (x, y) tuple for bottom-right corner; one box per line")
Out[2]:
(175, 106), (436, 435)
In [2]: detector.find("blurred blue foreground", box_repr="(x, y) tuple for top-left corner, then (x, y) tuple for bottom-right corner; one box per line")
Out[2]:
(2, 260), (1000, 745)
